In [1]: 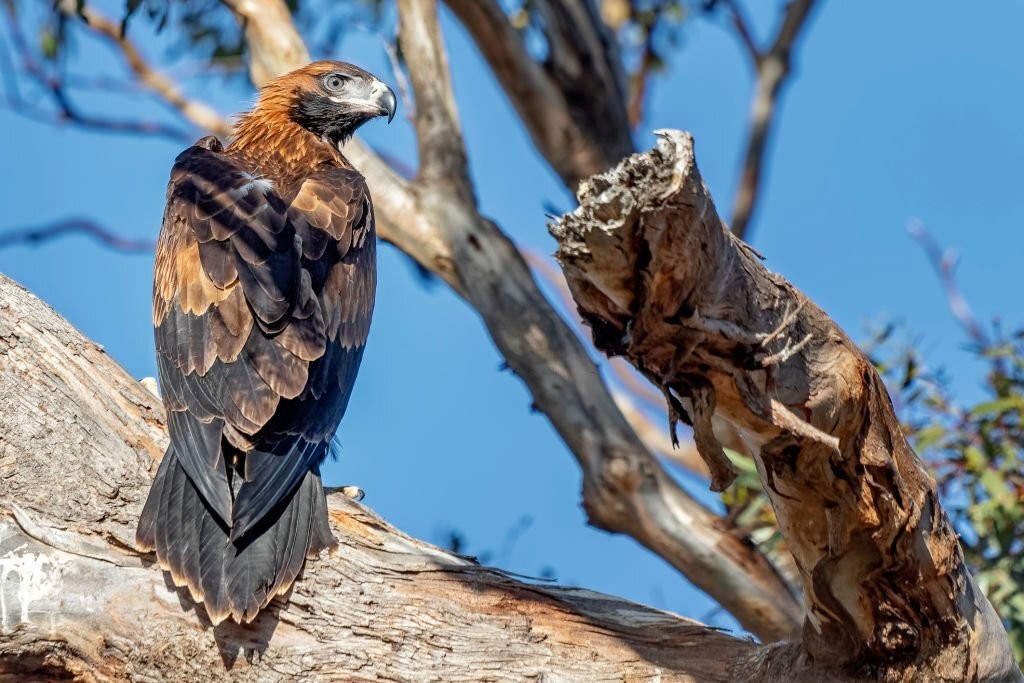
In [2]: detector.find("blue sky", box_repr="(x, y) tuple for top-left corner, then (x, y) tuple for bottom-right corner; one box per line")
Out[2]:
(1, 1), (1022, 637)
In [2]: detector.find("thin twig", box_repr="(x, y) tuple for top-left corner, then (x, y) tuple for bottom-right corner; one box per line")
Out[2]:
(728, 0), (820, 241)
(0, 3), (195, 143)
(906, 219), (989, 347)
(627, 36), (657, 129)
(721, 0), (760, 63)
(0, 219), (156, 253)
(57, 0), (231, 137)
(612, 389), (709, 477)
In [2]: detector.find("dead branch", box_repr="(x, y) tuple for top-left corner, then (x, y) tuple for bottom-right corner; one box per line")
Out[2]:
(551, 130), (1021, 681)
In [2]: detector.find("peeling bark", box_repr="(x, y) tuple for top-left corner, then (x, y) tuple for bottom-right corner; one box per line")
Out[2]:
(550, 131), (1021, 682)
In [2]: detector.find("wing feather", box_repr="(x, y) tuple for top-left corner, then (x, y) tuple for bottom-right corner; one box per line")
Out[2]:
(153, 141), (375, 553)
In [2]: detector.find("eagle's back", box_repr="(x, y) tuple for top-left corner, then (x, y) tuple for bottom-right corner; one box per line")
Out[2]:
(138, 135), (376, 623)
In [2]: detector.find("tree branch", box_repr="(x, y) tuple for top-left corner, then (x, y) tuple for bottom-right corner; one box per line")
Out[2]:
(721, 0), (760, 63)
(443, 0), (633, 188)
(523, 247), (711, 477)
(0, 4), (193, 143)
(396, 0), (473, 202)
(225, 0), (803, 641)
(728, 0), (820, 240)
(906, 219), (989, 347)
(221, 0), (310, 89)
(551, 130), (1021, 680)
(0, 218), (155, 253)
(55, 0), (231, 138)
(0, 271), (770, 681)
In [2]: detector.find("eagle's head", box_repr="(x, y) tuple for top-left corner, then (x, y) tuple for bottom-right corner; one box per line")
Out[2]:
(258, 60), (397, 148)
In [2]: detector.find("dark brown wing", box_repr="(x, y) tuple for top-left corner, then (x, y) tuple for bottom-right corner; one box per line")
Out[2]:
(153, 139), (375, 542)
(228, 166), (376, 540)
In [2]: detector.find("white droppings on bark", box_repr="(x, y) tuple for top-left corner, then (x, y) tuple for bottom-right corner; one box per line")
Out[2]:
(0, 546), (67, 629)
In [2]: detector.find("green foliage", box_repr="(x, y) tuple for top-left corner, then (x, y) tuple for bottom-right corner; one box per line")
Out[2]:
(869, 324), (1024, 661)
(116, 0), (387, 76)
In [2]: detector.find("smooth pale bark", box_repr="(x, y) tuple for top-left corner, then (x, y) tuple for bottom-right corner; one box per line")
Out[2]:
(550, 130), (1021, 682)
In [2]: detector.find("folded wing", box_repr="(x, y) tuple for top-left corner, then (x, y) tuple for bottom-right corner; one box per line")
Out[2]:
(153, 136), (376, 541)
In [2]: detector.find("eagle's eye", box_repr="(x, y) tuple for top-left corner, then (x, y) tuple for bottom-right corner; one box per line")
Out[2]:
(323, 73), (348, 92)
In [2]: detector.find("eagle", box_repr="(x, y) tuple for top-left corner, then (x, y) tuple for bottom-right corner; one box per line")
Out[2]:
(136, 61), (396, 624)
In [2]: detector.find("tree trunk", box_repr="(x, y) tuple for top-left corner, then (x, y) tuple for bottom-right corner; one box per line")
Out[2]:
(550, 130), (1021, 682)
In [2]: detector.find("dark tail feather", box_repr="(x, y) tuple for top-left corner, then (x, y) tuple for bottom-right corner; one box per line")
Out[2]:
(136, 451), (335, 624)
(222, 470), (336, 622)
(136, 446), (173, 552)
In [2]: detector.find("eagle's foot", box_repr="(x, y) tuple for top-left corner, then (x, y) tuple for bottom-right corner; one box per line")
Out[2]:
(325, 485), (365, 502)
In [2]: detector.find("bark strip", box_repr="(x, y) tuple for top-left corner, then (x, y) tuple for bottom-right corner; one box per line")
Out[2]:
(550, 130), (1020, 682)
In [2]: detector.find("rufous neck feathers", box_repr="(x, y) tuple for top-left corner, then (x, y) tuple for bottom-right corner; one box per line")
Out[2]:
(227, 90), (347, 181)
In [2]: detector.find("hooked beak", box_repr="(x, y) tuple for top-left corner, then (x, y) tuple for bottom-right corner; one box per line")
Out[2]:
(370, 80), (397, 124)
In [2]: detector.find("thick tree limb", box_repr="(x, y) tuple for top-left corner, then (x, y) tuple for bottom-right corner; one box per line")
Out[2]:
(551, 130), (1021, 681)
(3, 0), (804, 642)
(220, 0), (802, 641)
(0, 272), (768, 681)
(221, 0), (310, 90)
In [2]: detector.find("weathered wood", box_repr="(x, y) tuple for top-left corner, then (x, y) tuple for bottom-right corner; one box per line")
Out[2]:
(0, 271), (768, 680)
(550, 130), (1022, 682)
